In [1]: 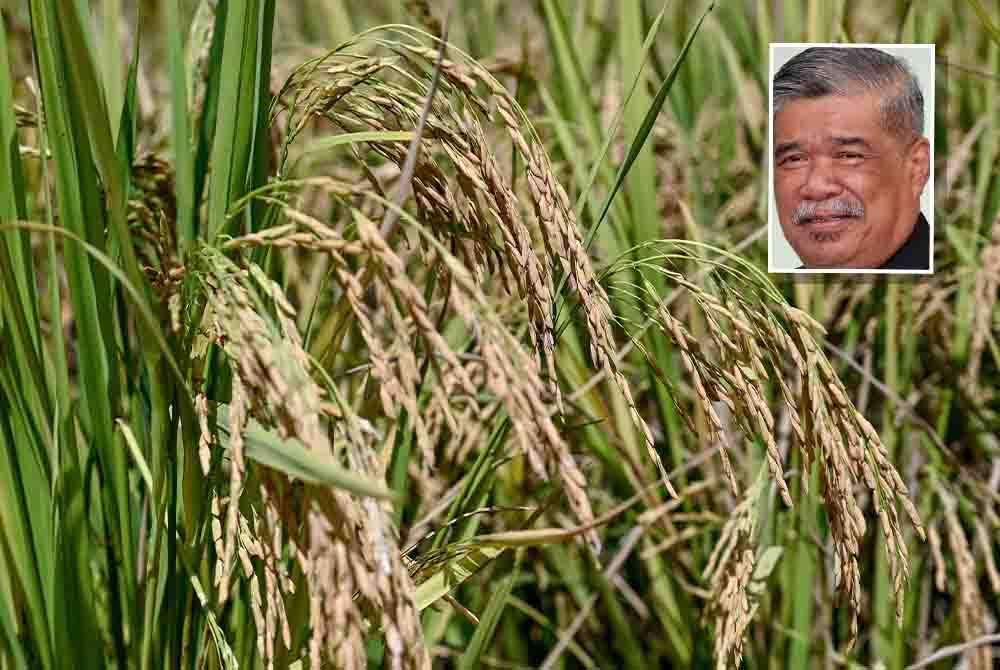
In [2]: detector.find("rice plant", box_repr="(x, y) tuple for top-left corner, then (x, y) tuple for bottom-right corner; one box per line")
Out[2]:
(0, 1), (997, 669)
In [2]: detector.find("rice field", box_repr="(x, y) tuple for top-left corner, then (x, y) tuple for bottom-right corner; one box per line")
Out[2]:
(0, 1), (998, 668)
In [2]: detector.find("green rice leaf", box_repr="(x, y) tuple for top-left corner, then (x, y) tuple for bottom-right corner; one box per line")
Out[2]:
(115, 15), (140, 186)
(458, 554), (520, 670)
(585, 2), (715, 249)
(116, 420), (154, 497)
(165, 0), (195, 249)
(414, 545), (504, 612)
(207, 0), (275, 240)
(0, 390), (54, 668)
(967, 0), (1000, 47)
(301, 130), (415, 157)
(190, 575), (240, 670)
(214, 405), (398, 501)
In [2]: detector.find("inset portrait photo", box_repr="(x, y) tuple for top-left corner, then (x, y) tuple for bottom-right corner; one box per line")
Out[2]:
(767, 44), (935, 274)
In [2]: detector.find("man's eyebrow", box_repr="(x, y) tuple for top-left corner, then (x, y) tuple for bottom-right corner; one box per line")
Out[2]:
(830, 136), (873, 150)
(774, 141), (801, 158)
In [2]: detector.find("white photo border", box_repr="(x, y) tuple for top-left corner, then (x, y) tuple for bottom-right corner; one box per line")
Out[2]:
(766, 42), (936, 275)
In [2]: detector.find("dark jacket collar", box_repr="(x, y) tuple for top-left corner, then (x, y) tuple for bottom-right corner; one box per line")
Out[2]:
(796, 212), (931, 270)
(878, 212), (930, 270)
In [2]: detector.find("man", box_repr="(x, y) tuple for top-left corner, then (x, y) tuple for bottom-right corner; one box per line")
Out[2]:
(772, 47), (931, 270)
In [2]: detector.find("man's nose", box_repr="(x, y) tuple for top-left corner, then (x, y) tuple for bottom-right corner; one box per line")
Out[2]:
(800, 158), (843, 200)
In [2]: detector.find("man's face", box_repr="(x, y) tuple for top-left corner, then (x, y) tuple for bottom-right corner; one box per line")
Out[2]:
(773, 91), (929, 269)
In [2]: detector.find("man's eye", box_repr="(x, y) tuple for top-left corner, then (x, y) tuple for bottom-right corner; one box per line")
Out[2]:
(836, 152), (864, 160)
(779, 154), (805, 166)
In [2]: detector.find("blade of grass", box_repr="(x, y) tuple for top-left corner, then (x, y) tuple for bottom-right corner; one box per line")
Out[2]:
(300, 129), (415, 157)
(27, 4), (132, 664)
(0, 13), (53, 471)
(538, 0), (602, 148)
(51, 458), (104, 670)
(618, 0), (660, 250)
(0, 8), (33, 306)
(245, 0), (277, 239)
(207, 0), (273, 240)
(788, 465), (818, 668)
(0, 392), (54, 668)
(874, 281), (901, 667)
(537, 0), (635, 259)
(115, 14), (139, 183)
(0, 546), (28, 667)
(967, 0), (1000, 47)
(417, 480), (559, 613)
(117, 420), (154, 498)
(570, 2), (667, 223)
(414, 544), (506, 613)
(191, 0), (227, 237)
(597, 571), (645, 668)
(189, 575), (240, 670)
(583, 1), (715, 251)
(0, 222), (192, 420)
(165, 0), (196, 250)
(101, 0), (123, 123)
(213, 405), (398, 501)
(458, 552), (522, 670)
(55, 4), (145, 291)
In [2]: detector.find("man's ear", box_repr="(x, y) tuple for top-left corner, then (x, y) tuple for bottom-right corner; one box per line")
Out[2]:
(907, 136), (931, 200)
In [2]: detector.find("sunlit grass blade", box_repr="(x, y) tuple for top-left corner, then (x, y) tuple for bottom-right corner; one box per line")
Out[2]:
(584, 2), (715, 249)
(27, 4), (133, 664)
(0, 12), (52, 470)
(571, 2), (667, 222)
(414, 544), (505, 613)
(214, 405), (398, 501)
(165, 0), (195, 249)
(115, 15), (140, 180)
(101, 0), (124, 121)
(191, 0), (226, 237)
(54, 4), (144, 290)
(207, 0), (275, 240)
(618, 0), (659, 250)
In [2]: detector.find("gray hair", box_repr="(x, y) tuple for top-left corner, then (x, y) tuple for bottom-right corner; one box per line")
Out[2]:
(773, 47), (924, 139)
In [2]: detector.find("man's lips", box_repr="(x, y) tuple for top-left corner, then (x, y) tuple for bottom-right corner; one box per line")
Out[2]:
(797, 214), (859, 228)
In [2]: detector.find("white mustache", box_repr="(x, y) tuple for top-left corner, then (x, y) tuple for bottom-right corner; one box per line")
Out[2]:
(792, 198), (865, 225)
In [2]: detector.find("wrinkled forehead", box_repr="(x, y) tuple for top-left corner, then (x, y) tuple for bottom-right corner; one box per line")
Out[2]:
(773, 94), (888, 143)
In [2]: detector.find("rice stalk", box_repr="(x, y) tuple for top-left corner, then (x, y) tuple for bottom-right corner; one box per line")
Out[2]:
(608, 242), (924, 649)
(193, 245), (430, 669)
(271, 30), (678, 496)
(702, 475), (766, 670)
